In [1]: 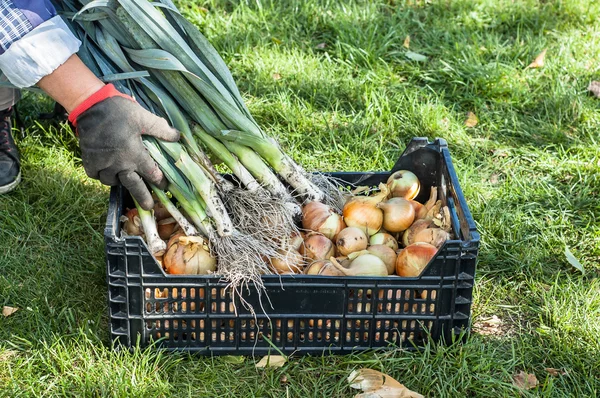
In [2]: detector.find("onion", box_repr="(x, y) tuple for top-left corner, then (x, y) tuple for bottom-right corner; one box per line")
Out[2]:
(157, 217), (179, 240)
(302, 201), (345, 239)
(369, 232), (398, 251)
(305, 260), (344, 276)
(300, 232), (335, 261)
(342, 183), (389, 236)
(270, 249), (305, 274)
(409, 200), (428, 220)
(152, 199), (171, 222)
(377, 197), (415, 233)
(335, 227), (368, 256)
(163, 233), (216, 275)
(367, 244), (397, 274)
(412, 227), (450, 248)
(387, 170), (420, 200)
(330, 255), (388, 277)
(402, 219), (433, 247)
(289, 231), (305, 252)
(121, 208), (144, 237)
(395, 242), (437, 277)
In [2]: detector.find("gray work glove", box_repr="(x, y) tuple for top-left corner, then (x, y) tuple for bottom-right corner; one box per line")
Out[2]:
(68, 84), (180, 210)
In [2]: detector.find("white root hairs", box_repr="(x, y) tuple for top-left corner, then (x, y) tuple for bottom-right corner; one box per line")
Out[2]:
(309, 172), (348, 213)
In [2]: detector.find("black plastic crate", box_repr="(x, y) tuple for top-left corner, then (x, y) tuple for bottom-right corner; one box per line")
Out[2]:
(104, 137), (479, 354)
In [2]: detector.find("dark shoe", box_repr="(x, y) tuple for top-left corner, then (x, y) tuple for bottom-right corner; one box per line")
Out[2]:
(0, 107), (21, 194)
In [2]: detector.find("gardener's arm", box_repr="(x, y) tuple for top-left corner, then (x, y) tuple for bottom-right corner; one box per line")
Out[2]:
(0, 0), (179, 209)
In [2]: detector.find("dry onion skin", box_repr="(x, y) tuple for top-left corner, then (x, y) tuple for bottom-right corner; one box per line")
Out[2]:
(386, 170), (420, 200)
(395, 242), (437, 277)
(342, 183), (389, 236)
(377, 197), (415, 233)
(336, 227), (368, 256)
(300, 232), (335, 261)
(121, 208), (144, 237)
(302, 201), (345, 240)
(163, 233), (217, 275)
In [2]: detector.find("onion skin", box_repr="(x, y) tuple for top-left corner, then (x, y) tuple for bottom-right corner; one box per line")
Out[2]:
(367, 244), (397, 275)
(157, 217), (178, 241)
(289, 231), (305, 252)
(387, 170), (420, 200)
(336, 227), (368, 256)
(409, 200), (428, 220)
(164, 233), (216, 275)
(302, 202), (345, 240)
(395, 242), (437, 277)
(122, 208), (144, 237)
(270, 249), (305, 274)
(300, 232), (335, 261)
(369, 232), (398, 251)
(412, 227), (450, 249)
(377, 198), (415, 233)
(402, 219), (433, 247)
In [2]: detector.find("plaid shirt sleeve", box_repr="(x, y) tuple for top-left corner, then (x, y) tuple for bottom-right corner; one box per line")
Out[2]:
(0, 0), (80, 87)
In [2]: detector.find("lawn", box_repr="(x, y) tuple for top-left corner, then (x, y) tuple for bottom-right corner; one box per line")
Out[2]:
(1, 0), (600, 396)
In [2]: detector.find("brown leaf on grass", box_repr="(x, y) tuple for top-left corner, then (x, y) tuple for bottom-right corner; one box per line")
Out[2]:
(255, 355), (286, 368)
(588, 81), (600, 98)
(489, 173), (500, 184)
(0, 350), (17, 362)
(403, 36), (410, 49)
(2, 306), (18, 317)
(272, 73), (282, 81)
(513, 371), (539, 390)
(473, 315), (506, 336)
(348, 369), (424, 398)
(527, 49), (547, 69)
(316, 42), (327, 49)
(545, 368), (567, 377)
(464, 112), (478, 127)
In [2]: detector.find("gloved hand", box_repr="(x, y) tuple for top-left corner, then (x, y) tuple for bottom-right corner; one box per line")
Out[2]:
(68, 84), (179, 210)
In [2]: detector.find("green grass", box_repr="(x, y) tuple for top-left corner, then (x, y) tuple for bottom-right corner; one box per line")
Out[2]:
(2, 0), (600, 396)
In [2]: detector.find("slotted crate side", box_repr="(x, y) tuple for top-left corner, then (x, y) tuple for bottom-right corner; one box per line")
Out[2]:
(104, 138), (479, 353)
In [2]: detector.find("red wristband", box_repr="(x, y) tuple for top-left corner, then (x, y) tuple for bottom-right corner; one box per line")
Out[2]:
(68, 84), (134, 126)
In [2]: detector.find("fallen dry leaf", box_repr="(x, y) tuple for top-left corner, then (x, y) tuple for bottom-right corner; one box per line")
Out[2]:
(272, 73), (282, 81)
(316, 42), (327, 49)
(255, 355), (286, 368)
(348, 369), (424, 398)
(513, 371), (539, 390)
(465, 112), (478, 127)
(489, 173), (500, 184)
(527, 49), (547, 69)
(403, 36), (410, 49)
(2, 306), (18, 317)
(0, 350), (17, 362)
(588, 81), (600, 98)
(473, 315), (506, 336)
(545, 368), (567, 377)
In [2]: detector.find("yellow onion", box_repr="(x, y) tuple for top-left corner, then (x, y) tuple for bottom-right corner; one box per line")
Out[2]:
(409, 200), (428, 220)
(386, 170), (420, 200)
(152, 199), (172, 222)
(342, 183), (389, 236)
(395, 242), (437, 277)
(335, 227), (368, 256)
(377, 197), (415, 233)
(270, 249), (305, 274)
(305, 260), (345, 276)
(411, 227), (450, 248)
(300, 232), (335, 261)
(157, 217), (179, 240)
(366, 245), (397, 275)
(121, 208), (144, 237)
(402, 219), (433, 247)
(369, 232), (398, 251)
(330, 255), (388, 277)
(163, 233), (216, 275)
(302, 202), (346, 240)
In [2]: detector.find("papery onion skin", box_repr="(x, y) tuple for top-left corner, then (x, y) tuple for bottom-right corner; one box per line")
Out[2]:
(412, 227), (450, 249)
(377, 197), (415, 233)
(402, 219), (433, 247)
(302, 201), (345, 240)
(163, 233), (216, 275)
(300, 232), (335, 261)
(369, 232), (398, 251)
(367, 244), (397, 275)
(336, 227), (368, 256)
(123, 208), (144, 236)
(395, 242), (437, 277)
(387, 170), (420, 200)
